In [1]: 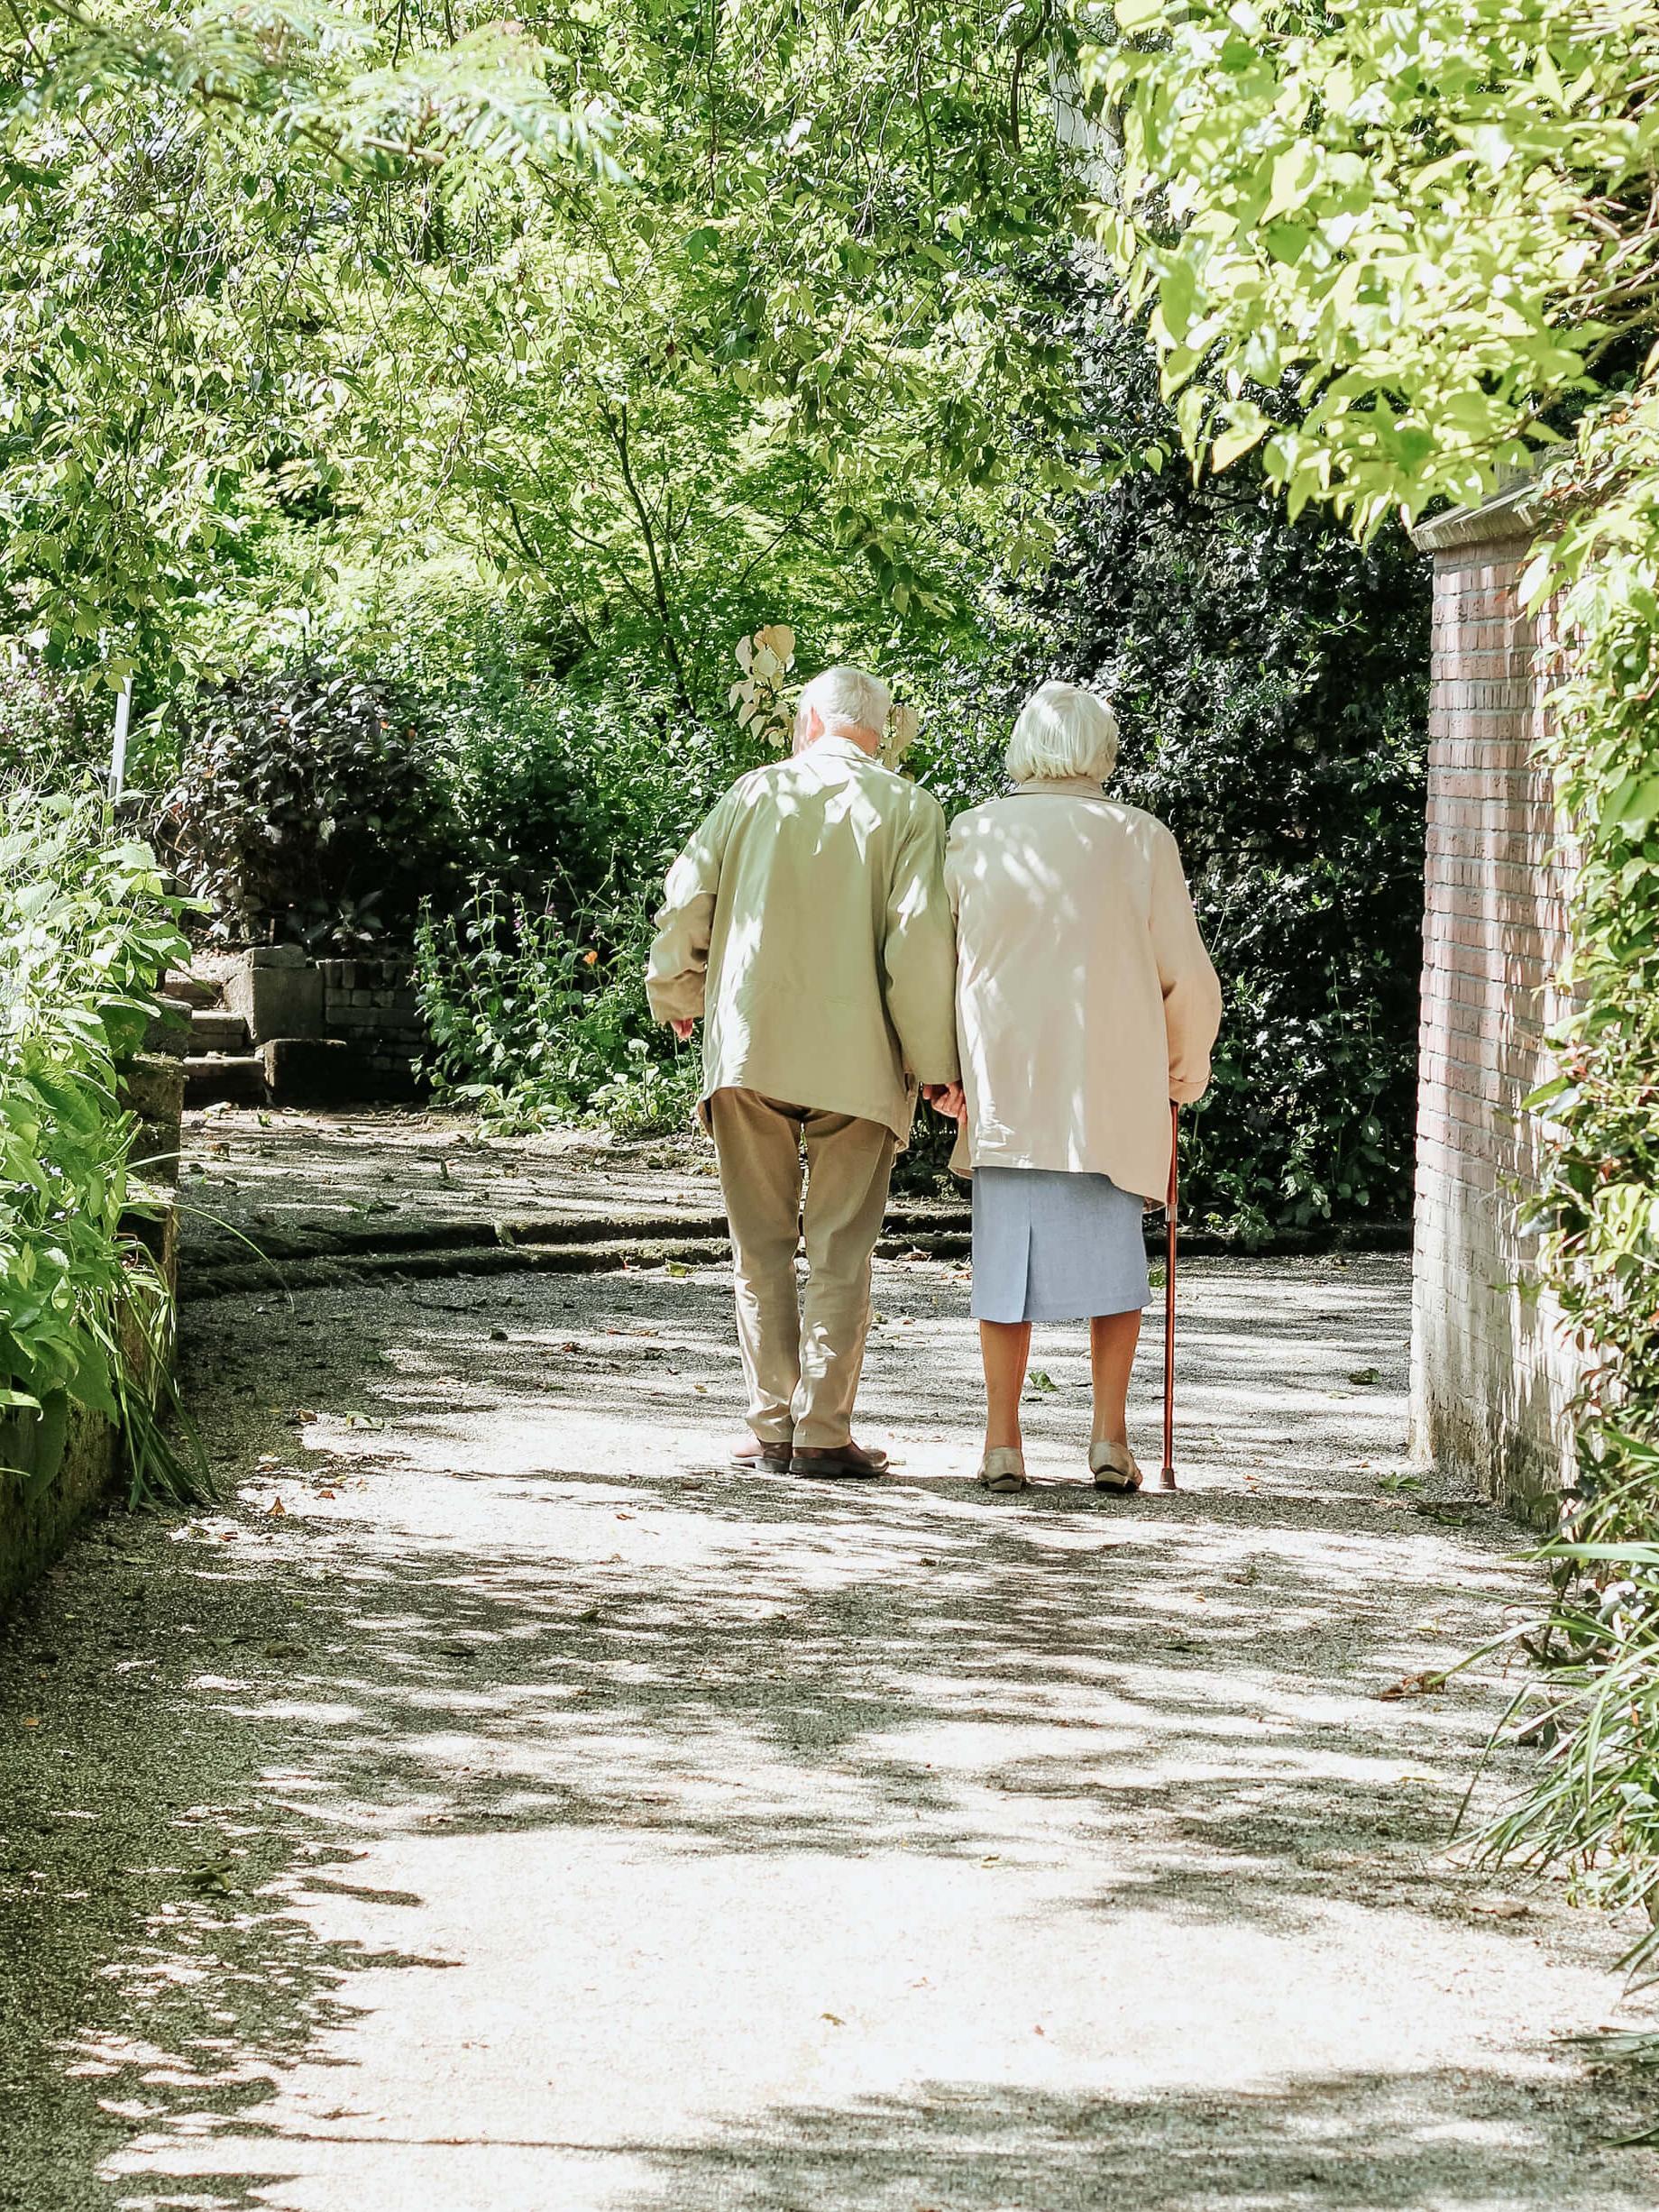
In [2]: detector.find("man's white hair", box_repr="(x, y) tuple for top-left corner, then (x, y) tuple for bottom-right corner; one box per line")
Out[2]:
(793, 665), (892, 750)
(1005, 680), (1119, 785)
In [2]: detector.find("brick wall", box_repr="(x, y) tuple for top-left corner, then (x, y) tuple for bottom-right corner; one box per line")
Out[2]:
(315, 956), (426, 1095)
(1409, 489), (1577, 1519)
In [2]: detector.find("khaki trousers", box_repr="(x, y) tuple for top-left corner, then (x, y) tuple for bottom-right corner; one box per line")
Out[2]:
(709, 1088), (897, 1450)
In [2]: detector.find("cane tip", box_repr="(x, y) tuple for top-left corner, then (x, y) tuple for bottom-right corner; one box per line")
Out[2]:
(1159, 1467), (1178, 1491)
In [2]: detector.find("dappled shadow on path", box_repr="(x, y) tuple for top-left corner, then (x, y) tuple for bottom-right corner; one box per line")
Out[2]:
(2, 1255), (1654, 2210)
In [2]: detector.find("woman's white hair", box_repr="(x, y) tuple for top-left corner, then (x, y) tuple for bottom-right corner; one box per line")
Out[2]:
(794, 665), (892, 749)
(1005, 681), (1119, 785)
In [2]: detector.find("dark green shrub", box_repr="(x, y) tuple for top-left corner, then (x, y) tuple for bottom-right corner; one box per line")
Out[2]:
(908, 305), (1429, 1232)
(0, 663), (106, 789)
(160, 661), (467, 949)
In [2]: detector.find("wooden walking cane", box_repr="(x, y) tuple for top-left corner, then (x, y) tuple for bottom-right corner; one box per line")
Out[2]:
(1160, 1102), (1179, 1491)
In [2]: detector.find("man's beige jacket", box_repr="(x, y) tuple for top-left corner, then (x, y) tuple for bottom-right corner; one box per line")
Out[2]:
(946, 779), (1223, 1200)
(646, 735), (960, 1139)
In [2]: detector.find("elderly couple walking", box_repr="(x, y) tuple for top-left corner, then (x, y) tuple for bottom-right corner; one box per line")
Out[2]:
(645, 665), (1223, 1493)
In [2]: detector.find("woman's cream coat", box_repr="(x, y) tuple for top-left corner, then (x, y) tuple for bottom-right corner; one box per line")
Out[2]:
(946, 779), (1223, 1201)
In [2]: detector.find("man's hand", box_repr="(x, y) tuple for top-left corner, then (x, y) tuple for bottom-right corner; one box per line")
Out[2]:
(922, 1082), (967, 1121)
(671, 1018), (697, 1042)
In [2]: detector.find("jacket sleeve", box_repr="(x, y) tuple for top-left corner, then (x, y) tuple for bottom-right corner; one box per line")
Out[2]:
(882, 797), (960, 1086)
(1150, 828), (1223, 1104)
(645, 794), (732, 1025)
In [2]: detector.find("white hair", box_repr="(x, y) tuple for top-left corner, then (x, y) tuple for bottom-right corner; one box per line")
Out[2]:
(1005, 681), (1119, 785)
(793, 665), (892, 751)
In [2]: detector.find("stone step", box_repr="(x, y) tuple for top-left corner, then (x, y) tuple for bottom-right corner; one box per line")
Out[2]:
(190, 1008), (250, 1054)
(165, 973), (224, 1011)
(143, 996), (194, 1058)
(183, 1053), (268, 1109)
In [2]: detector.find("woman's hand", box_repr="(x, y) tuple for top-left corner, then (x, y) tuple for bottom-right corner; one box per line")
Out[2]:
(923, 1082), (967, 1122)
(671, 1018), (697, 1042)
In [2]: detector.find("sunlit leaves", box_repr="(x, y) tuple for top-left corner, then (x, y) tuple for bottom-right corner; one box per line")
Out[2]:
(0, 0), (1097, 693)
(1086, 0), (1659, 528)
(0, 789), (189, 1492)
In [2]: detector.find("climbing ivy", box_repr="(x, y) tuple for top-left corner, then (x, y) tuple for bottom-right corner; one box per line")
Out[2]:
(1083, 0), (1659, 1914)
(1480, 401), (1659, 1932)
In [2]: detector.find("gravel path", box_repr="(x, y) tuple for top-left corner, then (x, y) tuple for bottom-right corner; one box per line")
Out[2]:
(3, 1117), (1658, 2209)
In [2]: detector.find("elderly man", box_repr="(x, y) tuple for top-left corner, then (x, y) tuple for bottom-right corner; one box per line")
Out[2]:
(646, 665), (958, 1479)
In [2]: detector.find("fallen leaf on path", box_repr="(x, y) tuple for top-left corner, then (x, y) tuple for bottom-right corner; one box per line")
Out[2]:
(665, 1261), (691, 1277)
(266, 1497), (287, 1518)
(20, 1715), (39, 1729)
(1379, 1669), (1445, 1700)
(1348, 1368), (1380, 1385)
(821, 2013), (845, 2026)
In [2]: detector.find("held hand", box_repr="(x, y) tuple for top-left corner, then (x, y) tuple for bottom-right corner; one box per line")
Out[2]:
(922, 1082), (967, 1122)
(670, 1018), (696, 1042)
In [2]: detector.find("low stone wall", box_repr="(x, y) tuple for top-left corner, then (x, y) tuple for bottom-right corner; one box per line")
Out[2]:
(231, 948), (426, 1101)
(0, 1393), (131, 1613)
(1408, 484), (1578, 1522)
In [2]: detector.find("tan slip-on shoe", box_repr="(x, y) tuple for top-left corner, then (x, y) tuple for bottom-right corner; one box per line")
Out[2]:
(976, 1446), (1028, 1494)
(1089, 1439), (1143, 1492)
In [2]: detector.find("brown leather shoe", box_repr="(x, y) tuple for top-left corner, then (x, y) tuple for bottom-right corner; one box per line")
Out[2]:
(790, 1440), (889, 1481)
(731, 1436), (793, 1473)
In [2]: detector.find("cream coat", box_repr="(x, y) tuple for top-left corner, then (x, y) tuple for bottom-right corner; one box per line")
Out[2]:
(646, 736), (960, 1140)
(946, 779), (1222, 1200)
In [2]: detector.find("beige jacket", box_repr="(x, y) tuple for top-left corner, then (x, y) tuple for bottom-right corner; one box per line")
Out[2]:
(945, 779), (1222, 1199)
(646, 736), (959, 1139)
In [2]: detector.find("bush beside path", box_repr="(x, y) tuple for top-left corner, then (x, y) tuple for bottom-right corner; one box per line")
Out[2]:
(1, 1112), (1656, 2209)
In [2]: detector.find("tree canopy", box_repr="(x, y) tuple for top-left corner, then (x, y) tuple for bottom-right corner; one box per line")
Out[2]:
(1088, 0), (1659, 532)
(1, 0), (1095, 702)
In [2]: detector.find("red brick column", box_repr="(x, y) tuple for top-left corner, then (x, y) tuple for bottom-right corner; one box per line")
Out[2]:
(1409, 494), (1577, 1517)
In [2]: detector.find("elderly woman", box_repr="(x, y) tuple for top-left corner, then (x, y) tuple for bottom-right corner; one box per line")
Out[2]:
(939, 682), (1223, 1494)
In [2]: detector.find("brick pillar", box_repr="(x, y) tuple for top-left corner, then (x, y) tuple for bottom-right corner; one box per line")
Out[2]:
(1408, 491), (1577, 1519)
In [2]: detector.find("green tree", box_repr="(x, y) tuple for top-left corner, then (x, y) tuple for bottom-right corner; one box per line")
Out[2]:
(0, 0), (1095, 706)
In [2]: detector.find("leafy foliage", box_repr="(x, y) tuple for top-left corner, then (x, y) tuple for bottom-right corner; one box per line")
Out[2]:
(0, 662), (105, 785)
(0, 785), (199, 1503)
(0, 0), (1093, 706)
(415, 885), (699, 1136)
(1089, 0), (1659, 535)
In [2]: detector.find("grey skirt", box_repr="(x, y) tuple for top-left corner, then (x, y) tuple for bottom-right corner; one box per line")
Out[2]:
(970, 1167), (1150, 1324)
